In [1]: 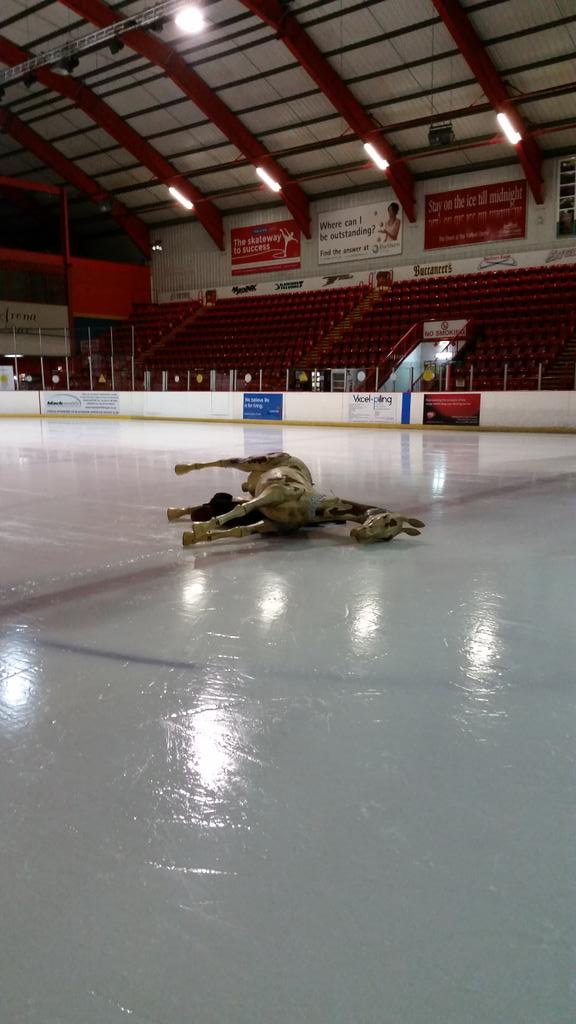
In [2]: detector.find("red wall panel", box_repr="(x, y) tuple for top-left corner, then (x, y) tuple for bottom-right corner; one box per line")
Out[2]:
(68, 258), (151, 318)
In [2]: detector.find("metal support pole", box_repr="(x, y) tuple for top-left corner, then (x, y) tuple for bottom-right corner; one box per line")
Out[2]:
(14, 352), (19, 390)
(537, 362), (542, 390)
(187, 370), (190, 391)
(259, 368), (263, 391)
(229, 369), (234, 392)
(285, 368), (290, 391)
(88, 327), (93, 390)
(503, 363), (508, 391)
(131, 325), (135, 392)
(375, 366), (379, 391)
(65, 356), (70, 390)
(574, 361), (576, 391)
(469, 365), (474, 391)
(39, 328), (45, 390)
(110, 326), (115, 391)
(409, 366), (414, 391)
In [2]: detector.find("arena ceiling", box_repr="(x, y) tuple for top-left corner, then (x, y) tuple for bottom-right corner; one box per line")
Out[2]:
(0, 0), (574, 257)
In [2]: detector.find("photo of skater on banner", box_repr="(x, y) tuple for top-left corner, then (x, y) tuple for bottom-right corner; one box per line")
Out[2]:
(231, 220), (300, 276)
(318, 201), (403, 265)
(423, 393), (481, 426)
(425, 181), (526, 249)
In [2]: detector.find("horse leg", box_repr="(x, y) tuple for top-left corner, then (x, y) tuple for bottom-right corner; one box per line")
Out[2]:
(182, 520), (278, 546)
(174, 453), (291, 477)
(167, 506), (193, 521)
(186, 484), (291, 542)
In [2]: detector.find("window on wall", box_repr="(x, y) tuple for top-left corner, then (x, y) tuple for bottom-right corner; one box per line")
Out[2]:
(557, 158), (576, 238)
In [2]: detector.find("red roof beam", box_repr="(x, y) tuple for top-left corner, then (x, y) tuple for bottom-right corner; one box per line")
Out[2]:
(56, 0), (311, 237)
(239, 0), (416, 222)
(0, 106), (150, 257)
(432, 0), (543, 204)
(0, 35), (224, 250)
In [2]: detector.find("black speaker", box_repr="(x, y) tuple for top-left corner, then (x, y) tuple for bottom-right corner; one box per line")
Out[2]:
(428, 123), (455, 148)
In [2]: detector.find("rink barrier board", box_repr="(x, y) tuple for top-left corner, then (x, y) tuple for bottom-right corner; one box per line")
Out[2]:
(2, 390), (576, 432)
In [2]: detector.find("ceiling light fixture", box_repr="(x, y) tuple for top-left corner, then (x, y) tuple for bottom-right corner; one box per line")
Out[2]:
(363, 142), (389, 172)
(256, 166), (281, 192)
(497, 112), (522, 145)
(174, 5), (205, 33)
(108, 38), (124, 54)
(168, 185), (194, 210)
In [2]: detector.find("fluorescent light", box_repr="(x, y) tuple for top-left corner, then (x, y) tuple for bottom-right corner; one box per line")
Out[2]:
(256, 166), (282, 192)
(364, 142), (389, 171)
(3, 353), (23, 358)
(168, 186), (194, 210)
(497, 112), (521, 145)
(174, 6), (205, 33)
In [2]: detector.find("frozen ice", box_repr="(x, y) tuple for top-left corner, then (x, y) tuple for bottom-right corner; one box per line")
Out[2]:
(1, 418), (574, 1024)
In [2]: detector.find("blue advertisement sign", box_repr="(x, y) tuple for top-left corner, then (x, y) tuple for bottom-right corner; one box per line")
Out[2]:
(243, 393), (283, 421)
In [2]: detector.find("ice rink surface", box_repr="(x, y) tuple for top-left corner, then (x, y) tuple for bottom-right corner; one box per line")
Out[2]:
(1, 417), (575, 1024)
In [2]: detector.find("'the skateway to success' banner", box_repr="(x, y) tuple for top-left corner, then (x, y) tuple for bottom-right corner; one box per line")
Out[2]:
(231, 221), (300, 276)
(424, 181), (527, 249)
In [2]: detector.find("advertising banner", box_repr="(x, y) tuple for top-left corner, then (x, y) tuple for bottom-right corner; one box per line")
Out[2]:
(423, 393), (481, 426)
(243, 393), (283, 420)
(41, 391), (120, 415)
(424, 180), (527, 249)
(0, 301), (70, 354)
(348, 392), (401, 424)
(0, 366), (15, 391)
(231, 220), (300, 276)
(318, 202), (403, 264)
(557, 157), (576, 237)
(159, 246), (576, 306)
(423, 319), (469, 340)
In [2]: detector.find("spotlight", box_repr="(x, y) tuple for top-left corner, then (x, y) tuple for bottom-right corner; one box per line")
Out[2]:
(497, 111), (522, 145)
(149, 16), (168, 31)
(23, 72), (36, 88)
(364, 142), (389, 171)
(152, 240), (163, 252)
(256, 166), (281, 192)
(168, 185), (194, 210)
(108, 38), (124, 54)
(59, 54), (80, 74)
(175, 6), (205, 33)
(99, 198), (113, 213)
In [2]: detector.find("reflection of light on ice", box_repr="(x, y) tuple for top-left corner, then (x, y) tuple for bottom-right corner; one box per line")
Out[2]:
(453, 586), (507, 733)
(187, 708), (234, 791)
(2, 673), (33, 710)
(258, 579), (288, 622)
(182, 571), (207, 606)
(0, 635), (36, 716)
(352, 597), (382, 645)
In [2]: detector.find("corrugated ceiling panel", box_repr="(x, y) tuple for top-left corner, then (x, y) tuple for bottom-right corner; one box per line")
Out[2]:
(469, 0), (561, 38)
(487, 29), (574, 71)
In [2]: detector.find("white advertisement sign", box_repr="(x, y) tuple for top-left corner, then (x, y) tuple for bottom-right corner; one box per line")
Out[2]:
(0, 365), (15, 391)
(0, 302), (69, 354)
(423, 319), (469, 339)
(41, 391), (120, 415)
(348, 392), (400, 424)
(318, 202), (403, 265)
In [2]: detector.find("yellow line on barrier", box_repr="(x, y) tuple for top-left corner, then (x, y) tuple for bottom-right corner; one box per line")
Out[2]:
(0, 413), (575, 433)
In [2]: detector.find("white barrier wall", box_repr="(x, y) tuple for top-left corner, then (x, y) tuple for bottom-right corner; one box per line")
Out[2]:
(2, 390), (576, 431)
